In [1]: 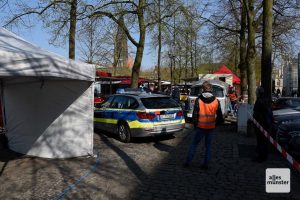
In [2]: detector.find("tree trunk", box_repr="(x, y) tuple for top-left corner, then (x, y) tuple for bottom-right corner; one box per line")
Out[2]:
(157, 0), (162, 91)
(194, 36), (197, 72)
(179, 52), (182, 83)
(190, 37), (194, 77)
(130, 0), (146, 88)
(246, 0), (257, 105)
(69, 0), (77, 60)
(185, 47), (188, 79)
(239, 1), (248, 99)
(261, 0), (273, 101)
(172, 15), (176, 85)
(170, 53), (173, 86)
(88, 19), (94, 64)
(234, 33), (239, 72)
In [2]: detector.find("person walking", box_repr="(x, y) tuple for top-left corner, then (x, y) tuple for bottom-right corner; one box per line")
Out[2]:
(276, 88), (281, 98)
(184, 81), (223, 169)
(228, 86), (238, 116)
(171, 86), (180, 103)
(252, 86), (273, 162)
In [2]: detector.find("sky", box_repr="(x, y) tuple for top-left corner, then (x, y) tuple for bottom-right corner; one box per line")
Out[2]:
(9, 21), (157, 70)
(5, 1), (300, 73)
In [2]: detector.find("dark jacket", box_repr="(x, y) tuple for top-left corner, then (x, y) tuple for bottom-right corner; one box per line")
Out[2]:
(253, 98), (273, 131)
(192, 93), (224, 128)
(171, 87), (180, 103)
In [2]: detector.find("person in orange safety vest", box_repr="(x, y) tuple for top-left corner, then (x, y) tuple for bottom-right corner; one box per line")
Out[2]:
(183, 81), (223, 170)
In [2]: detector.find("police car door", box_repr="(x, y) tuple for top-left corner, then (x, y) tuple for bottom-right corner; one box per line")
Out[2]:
(94, 96), (114, 131)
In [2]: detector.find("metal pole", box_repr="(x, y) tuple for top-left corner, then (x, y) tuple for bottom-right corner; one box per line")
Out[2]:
(298, 53), (300, 97)
(170, 55), (173, 87)
(110, 78), (112, 95)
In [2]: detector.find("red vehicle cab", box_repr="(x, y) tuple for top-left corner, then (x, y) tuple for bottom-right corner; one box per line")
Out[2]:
(94, 82), (105, 107)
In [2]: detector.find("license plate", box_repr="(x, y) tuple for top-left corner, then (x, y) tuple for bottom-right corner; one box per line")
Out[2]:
(187, 113), (192, 118)
(160, 114), (174, 120)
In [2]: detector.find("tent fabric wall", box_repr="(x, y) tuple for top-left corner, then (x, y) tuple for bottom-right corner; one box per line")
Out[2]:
(0, 28), (95, 158)
(4, 78), (94, 158)
(0, 28), (94, 81)
(213, 65), (240, 85)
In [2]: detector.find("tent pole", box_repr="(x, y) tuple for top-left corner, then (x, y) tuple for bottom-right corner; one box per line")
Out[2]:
(110, 78), (112, 95)
(0, 80), (6, 132)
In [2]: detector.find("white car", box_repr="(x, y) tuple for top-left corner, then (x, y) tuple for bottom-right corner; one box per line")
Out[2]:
(185, 79), (230, 121)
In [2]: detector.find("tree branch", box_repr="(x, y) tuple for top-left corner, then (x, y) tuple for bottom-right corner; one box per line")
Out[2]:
(93, 1), (138, 10)
(229, 0), (240, 23)
(272, 7), (284, 16)
(3, 0), (67, 27)
(200, 16), (240, 33)
(254, 11), (263, 29)
(254, 2), (263, 14)
(146, 6), (180, 27)
(91, 11), (139, 47)
(0, 0), (8, 9)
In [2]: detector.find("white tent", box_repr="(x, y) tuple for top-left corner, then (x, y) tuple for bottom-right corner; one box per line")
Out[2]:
(0, 28), (95, 158)
(198, 74), (233, 86)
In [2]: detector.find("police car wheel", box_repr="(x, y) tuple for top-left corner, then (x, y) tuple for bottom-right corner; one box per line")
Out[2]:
(118, 123), (131, 143)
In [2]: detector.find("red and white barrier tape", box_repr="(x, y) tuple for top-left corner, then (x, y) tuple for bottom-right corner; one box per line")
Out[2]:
(248, 113), (300, 172)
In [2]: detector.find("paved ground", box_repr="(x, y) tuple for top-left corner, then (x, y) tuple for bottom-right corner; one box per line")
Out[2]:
(0, 122), (300, 200)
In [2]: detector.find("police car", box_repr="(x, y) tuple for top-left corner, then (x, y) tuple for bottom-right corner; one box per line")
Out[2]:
(94, 92), (185, 142)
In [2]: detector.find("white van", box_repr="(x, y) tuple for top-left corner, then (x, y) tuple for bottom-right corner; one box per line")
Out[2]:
(185, 79), (230, 121)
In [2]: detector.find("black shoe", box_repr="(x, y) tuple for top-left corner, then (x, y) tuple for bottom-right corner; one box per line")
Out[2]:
(183, 162), (190, 168)
(200, 164), (209, 170)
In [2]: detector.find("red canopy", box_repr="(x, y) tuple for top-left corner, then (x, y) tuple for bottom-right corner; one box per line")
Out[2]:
(96, 71), (111, 77)
(114, 76), (146, 85)
(213, 65), (240, 84)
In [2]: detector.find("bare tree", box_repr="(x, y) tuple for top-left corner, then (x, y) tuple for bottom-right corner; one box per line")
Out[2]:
(164, 1), (204, 82)
(239, 0), (248, 100)
(69, 0), (77, 59)
(89, 1), (147, 88)
(78, 17), (115, 66)
(147, 0), (183, 91)
(261, 0), (273, 100)
(271, 0), (300, 66)
(243, 0), (261, 104)
(90, 0), (186, 88)
(2, 0), (85, 60)
(199, 0), (249, 97)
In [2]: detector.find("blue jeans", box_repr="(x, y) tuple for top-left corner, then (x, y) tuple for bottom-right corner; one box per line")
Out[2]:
(186, 128), (213, 165)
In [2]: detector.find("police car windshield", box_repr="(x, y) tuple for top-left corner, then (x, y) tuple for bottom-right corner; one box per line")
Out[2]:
(141, 97), (179, 109)
(190, 85), (224, 97)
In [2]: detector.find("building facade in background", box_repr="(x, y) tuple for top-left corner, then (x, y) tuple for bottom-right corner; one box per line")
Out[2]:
(272, 66), (283, 94)
(283, 57), (298, 96)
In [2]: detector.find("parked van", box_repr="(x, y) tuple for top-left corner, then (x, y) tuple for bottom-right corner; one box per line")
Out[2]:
(185, 79), (230, 121)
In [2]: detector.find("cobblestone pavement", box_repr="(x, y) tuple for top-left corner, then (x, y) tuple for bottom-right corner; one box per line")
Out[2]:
(0, 123), (300, 199)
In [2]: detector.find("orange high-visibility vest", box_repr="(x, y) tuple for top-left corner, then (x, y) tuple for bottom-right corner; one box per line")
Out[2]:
(197, 98), (219, 129)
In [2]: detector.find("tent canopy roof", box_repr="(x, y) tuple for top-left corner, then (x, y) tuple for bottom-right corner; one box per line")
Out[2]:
(0, 28), (95, 81)
(213, 65), (240, 84)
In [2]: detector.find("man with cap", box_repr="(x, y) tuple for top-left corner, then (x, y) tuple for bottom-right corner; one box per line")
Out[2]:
(184, 81), (223, 169)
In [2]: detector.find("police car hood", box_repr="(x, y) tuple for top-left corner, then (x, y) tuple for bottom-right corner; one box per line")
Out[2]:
(199, 92), (216, 103)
